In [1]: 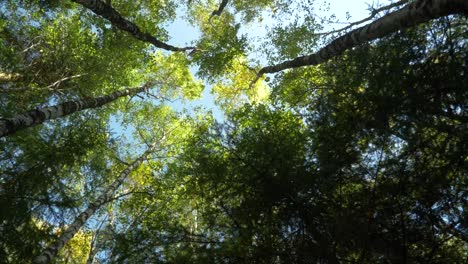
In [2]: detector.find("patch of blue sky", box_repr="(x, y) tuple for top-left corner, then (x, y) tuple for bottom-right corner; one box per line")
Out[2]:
(164, 12), (225, 121)
(109, 0), (397, 146)
(162, 0), (381, 121)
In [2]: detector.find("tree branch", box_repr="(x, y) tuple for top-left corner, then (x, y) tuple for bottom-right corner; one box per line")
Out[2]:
(256, 0), (468, 77)
(209, 0), (229, 20)
(71, 0), (195, 52)
(0, 82), (154, 137)
(313, 0), (409, 37)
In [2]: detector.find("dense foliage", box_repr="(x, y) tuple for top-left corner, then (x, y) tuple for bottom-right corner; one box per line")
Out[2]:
(0, 0), (466, 263)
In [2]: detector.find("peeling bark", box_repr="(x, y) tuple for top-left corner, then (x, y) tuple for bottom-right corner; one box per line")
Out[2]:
(71, 0), (194, 52)
(34, 145), (155, 264)
(259, 0), (468, 75)
(0, 82), (153, 137)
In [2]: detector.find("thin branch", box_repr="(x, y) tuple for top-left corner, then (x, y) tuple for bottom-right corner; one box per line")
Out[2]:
(0, 72), (21, 83)
(255, 0), (468, 79)
(0, 74), (86, 93)
(112, 155), (130, 166)
(313, 0), (409, 37)
(45, 74), (87, 90)
(21, 40), (42, 54)
(137, 127), (152, 149)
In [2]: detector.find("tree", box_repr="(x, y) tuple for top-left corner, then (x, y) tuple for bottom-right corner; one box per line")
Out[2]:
(96, 14), (467, 263)
(257, 0), (468, 75)
(34, 143), (156, 263)
(1, 0), (466, 263)
(0, 114), (112, 262)
(0, 82), (153, 137)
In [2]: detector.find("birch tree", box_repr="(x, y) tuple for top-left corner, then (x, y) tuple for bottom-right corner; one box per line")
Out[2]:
(1, 0), (467, 262)
(257, 0), (468, 75)
(34, 144), (156, 264)
(0, 82), (153, 137)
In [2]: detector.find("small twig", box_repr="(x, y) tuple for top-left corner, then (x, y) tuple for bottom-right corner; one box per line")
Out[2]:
(137, 127), (152, 148)
(124, 94), (137, 110)
(113, 156), (130, 166)
(21, 41), (41, 54)
(0, 73), (87, 93)
(46, 73), (87, 90)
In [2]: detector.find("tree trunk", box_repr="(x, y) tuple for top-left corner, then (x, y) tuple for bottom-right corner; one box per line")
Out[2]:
(34, 145), (155, 264)
(0, 82), (152, 137)
(71, 0), (194, 52)
(259, 0), (468, 74)
(0, 72), (21, 82)
(211, 0), (229, 17)
(86, 245), (97, 264)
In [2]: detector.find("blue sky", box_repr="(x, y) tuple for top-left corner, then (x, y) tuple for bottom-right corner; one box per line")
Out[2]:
(162, 0), (385, 120)
(112, 0), (396, 144)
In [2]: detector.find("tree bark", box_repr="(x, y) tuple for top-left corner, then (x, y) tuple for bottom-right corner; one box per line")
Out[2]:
(0, 72), (21, 83)
(34, 145), (155, 264)
(85, 247), (97, 264)
(258, 0), (468, 75)
(71, 0), (194, 52)
(0, 82), (152, 137)
(211, 0), (229, 18)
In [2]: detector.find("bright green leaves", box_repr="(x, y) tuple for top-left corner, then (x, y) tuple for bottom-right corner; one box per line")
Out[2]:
(271, 66), (327, 108)
(231, 0), (277, 23)
(56, 229), (92, 264)
(212, 55), (269, 111)
(146, 51), (204, 100)
(0, 2), (150, 117)
(266, 15), (322, 61)
(188, 2), (248, 81)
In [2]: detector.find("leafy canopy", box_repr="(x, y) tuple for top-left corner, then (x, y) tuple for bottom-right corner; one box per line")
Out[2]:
(0, 0), (466, 263)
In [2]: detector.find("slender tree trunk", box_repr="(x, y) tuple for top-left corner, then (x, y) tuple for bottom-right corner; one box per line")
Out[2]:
(0, 82), (152, 137)
(34, 145), (155, 264)
(258, 0), (468, 75)
(71, 0), (194, 52)
(85, 217), (107, 264)
(86, 240), (98, 264)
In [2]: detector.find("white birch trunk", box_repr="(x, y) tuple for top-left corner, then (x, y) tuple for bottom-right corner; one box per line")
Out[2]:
(34, 144), (155, 264)
(0, 82), (152, 137)
(259, 0), (468, 74)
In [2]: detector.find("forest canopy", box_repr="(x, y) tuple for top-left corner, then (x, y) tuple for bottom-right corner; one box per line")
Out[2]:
(0, 0), (467, 263)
